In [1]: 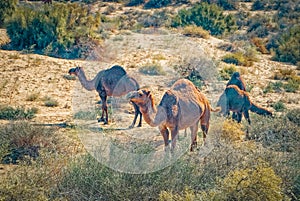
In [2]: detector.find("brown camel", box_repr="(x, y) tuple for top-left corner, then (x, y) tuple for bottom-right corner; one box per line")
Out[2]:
(222, 85), (272, 124)
(69, 65), (142, 128)
(127, 79), (219, 151)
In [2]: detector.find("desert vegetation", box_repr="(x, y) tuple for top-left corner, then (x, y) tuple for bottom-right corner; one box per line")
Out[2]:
(0, 0), (299, 200)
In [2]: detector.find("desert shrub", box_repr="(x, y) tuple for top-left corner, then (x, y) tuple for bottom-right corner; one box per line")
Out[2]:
(74, 110), (99, 120)
(221, 119), (245, 142)
(216, 162), (284, 200)
(5, 3), (101, 59)
(283, 77), (300, 93)
(26, 92), (40, 101)
(272, 25), (300, 65)
(182, 25), (210, 39)
(172, 2), (237, 36)
(139, 63), (166, 75)
(144, 0), (172, 9)
(0, 121), (56, 164)
(203, 0), (239, 10)
(127, 0), (145, 6)
(0, 105), (37, 120)
(136, 9), (171, 28)
(248, 114), (299, 152)
(286, 108), (300, 127)
(273, 69), (297, 80)
(272, 100), (286, 112)
(247, 14), (272, 38)
(221, 52), (254, 67)
(43, 96), (59, 107)
(263, 81), (283, 93)
(0, 0), (17, 27)
(219, 65), (236, 80)
(251, 37), (269, 54)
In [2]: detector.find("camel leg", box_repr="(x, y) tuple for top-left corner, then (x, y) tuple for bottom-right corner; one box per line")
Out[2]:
(170, 127), (179, 152)
(99, 90), (108, 124)
(129, 102), (142, 128)
(243, 110), (251, 125)
(190, 122), (199, 151)
(236, 112), (242, 123)
(159, 125), (169, 149)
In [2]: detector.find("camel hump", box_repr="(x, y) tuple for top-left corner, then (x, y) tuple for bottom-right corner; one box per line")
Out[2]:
(159, 90), (179, 118)
(109, 65), (127, 76)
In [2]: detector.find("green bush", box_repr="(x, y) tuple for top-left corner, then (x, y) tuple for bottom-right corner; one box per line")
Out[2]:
(0, 0), (17, 27)
(286, 108), (300, 127)
(144, 0), (172, 9)
(172, 2), (237, 36)
(0, 105), (37, 120)
(5, 3), (101, 59)
(272, 25), (300, 65)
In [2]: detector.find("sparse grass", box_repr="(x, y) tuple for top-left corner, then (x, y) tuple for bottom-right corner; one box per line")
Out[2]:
(0, 121), (56, 164)
(286, 108), (300, 127)
(74, 110), (98, 120)
(43, 96), (59, 107)
(0, 105), (38, 120)
(263, 81), (284, 93)
(139, 63), (166, 75)
(283, 77), (300, 93)
(26, 92), (40, 101)
(182, 25), (210, 39)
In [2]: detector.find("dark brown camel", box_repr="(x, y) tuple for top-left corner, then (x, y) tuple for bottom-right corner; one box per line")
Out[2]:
(222, 85), (272, 124)
(69, 65), (142, 128)
(127, 79), (219, 151)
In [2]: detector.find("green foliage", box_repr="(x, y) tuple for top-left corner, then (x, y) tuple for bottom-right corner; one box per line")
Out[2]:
(144, 0), (172, 9)
(0, 0), (17, 27)
(203, 0), (239, 10)
(272, 100), (286, 112)
(284, 77), (300, 92)
(272, 25), (300, 65)
(0, 105), (37, 120)
(263, 81), (284, 93)
(5, 3), (101, 59)
(127, 0), (146, 6)
(172, 2), (237, 36)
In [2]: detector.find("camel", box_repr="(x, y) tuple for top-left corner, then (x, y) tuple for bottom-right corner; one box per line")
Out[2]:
(69, 65), (142, 128)
(127, 79), (219, 151)
(221, 85), (272, 124)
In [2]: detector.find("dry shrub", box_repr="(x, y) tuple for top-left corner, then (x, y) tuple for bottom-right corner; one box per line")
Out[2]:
(273, 69), (297, 80)
(221, 119), (245, 143)
(182, 25), (210, 39)
(216, 161), (284, 201)
(251, 37), (269, 54)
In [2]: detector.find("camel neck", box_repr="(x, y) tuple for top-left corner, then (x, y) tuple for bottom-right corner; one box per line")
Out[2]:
(140, 97), (166, 127)
(77, 69), (96, 91)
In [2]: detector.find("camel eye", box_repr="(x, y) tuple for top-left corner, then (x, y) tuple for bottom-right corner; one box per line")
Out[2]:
(139, 93), (143, 97)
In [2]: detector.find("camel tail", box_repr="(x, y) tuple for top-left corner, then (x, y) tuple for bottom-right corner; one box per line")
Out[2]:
(250, 103), (272, 116)
(210, 106), (221, 112)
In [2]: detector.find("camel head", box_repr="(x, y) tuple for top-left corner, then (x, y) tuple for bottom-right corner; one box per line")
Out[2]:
(232, 72), (241, 81)
(68, 67), (82, 76)
(126, 89), (152, 106)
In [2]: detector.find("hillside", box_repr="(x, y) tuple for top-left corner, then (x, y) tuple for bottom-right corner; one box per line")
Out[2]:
(0, 1), (299, 200)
